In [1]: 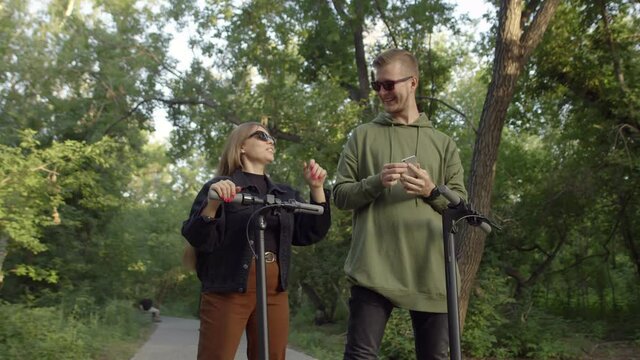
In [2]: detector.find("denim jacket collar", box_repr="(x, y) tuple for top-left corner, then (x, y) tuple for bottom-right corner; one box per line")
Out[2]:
(229, 169), (287, 195)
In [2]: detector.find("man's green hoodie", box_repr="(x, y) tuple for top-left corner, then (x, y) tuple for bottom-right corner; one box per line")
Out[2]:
(333, 112), (467, 312)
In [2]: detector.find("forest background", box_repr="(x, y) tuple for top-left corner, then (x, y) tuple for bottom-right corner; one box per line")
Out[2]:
(1, 0), (639, 359)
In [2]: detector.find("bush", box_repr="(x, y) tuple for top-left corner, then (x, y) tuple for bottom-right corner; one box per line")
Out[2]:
(462, 266), (583, 359)
(155, 271), (201, 318)
(288, 303), (345, 360)
(497, 308), (580, 359)
(462, 266), (513, 358)
(380, 310), (414, 360)
(0, 299), (150, 360)
(101, 299), (147, 338)
(0, 302), (93, 360)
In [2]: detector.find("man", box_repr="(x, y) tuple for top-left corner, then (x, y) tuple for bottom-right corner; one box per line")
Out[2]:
(333, 48), (467, 360)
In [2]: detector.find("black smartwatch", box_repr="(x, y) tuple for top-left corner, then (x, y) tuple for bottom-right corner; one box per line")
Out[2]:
(422, 186), (440, 202)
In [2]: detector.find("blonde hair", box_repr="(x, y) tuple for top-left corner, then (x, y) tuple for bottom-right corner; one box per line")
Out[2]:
(372, 49), (419, 80)
(216, 122), (266, 176)
(182, 241), (196, 271)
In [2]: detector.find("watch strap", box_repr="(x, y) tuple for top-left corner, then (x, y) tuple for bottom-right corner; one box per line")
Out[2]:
(422, 186), (441, 202)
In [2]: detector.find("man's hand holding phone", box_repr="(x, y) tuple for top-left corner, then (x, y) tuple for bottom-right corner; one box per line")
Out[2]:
(401, 155), (418, 176)
(400, 155), (436, 197)
(380, 156), (433, 191)
(380, 161), (410, 188)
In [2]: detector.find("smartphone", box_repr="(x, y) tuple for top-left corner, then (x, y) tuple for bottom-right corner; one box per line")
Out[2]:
(402, 155), (418, 177)
(401, 155), (418, 165)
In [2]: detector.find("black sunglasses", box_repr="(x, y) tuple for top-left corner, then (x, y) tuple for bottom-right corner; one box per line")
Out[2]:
(248, 131), (276, 144)
(371, 76), (413, 92)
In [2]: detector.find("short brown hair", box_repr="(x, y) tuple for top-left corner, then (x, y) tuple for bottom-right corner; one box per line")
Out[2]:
(372, 49), (419, 80)
(216, 122), (266, 176)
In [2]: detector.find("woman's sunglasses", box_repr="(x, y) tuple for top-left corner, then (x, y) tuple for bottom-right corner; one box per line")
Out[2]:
(371, 76), (413, 92)
(248, 131), (276, 144)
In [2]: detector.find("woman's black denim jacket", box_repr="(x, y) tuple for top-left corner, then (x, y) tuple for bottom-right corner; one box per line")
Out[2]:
(181, 170), (331, 293)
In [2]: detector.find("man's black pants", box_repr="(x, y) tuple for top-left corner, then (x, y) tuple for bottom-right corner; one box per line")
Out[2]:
(343, 285), (449, 360)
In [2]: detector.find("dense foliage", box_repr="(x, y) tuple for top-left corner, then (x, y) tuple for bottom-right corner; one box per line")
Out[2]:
(1, 0), (638, 359)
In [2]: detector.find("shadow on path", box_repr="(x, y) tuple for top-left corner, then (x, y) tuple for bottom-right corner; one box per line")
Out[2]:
(131, 316), (316, 360)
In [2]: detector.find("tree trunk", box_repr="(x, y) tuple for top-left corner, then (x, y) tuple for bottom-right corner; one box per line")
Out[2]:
(353, 25), (369, 103)
(504, 228), (566, 299)
(0, 234), (7, 289)
(301, 282), (331, 324)
(457, 0), (560, 329)
(331, 0), (370, 104)
(620, 198), (640, 278)
(352, 0), (370, 104)
(597, 0), (628, 93)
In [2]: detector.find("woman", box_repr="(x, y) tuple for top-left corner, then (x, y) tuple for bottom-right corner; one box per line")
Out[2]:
(181, 122), (331, 360)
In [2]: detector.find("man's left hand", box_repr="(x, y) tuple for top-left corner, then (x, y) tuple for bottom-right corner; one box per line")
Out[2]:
(400, 163), (435, 197)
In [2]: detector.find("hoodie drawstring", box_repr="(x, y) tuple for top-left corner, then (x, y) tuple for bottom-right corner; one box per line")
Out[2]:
(414, 126), (420, 206)
(388, 123), (394, 194)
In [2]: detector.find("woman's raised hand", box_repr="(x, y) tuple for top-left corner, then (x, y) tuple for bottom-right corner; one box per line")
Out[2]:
(303, 159), (327, 189)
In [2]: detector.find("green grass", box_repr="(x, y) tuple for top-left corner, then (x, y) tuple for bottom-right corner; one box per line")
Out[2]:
(288, 320), (345, 360)
(93, 323), (155, 360)
(0, 300), (156, 360)
(287, 305), (347, 360)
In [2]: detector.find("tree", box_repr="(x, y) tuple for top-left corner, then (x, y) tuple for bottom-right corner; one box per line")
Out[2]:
(0, 0), (174, 300)
(497, 0), (640, 311)
(0, 130), (124, 288)
(458, 0), (561, 327)
(0, 0), (172, 148)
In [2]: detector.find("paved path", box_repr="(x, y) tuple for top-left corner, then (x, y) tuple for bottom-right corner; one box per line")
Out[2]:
(131, 316), (316, 360)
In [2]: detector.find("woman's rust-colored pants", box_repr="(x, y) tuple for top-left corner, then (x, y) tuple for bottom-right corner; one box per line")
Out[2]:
(197, 260), (289, 360)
